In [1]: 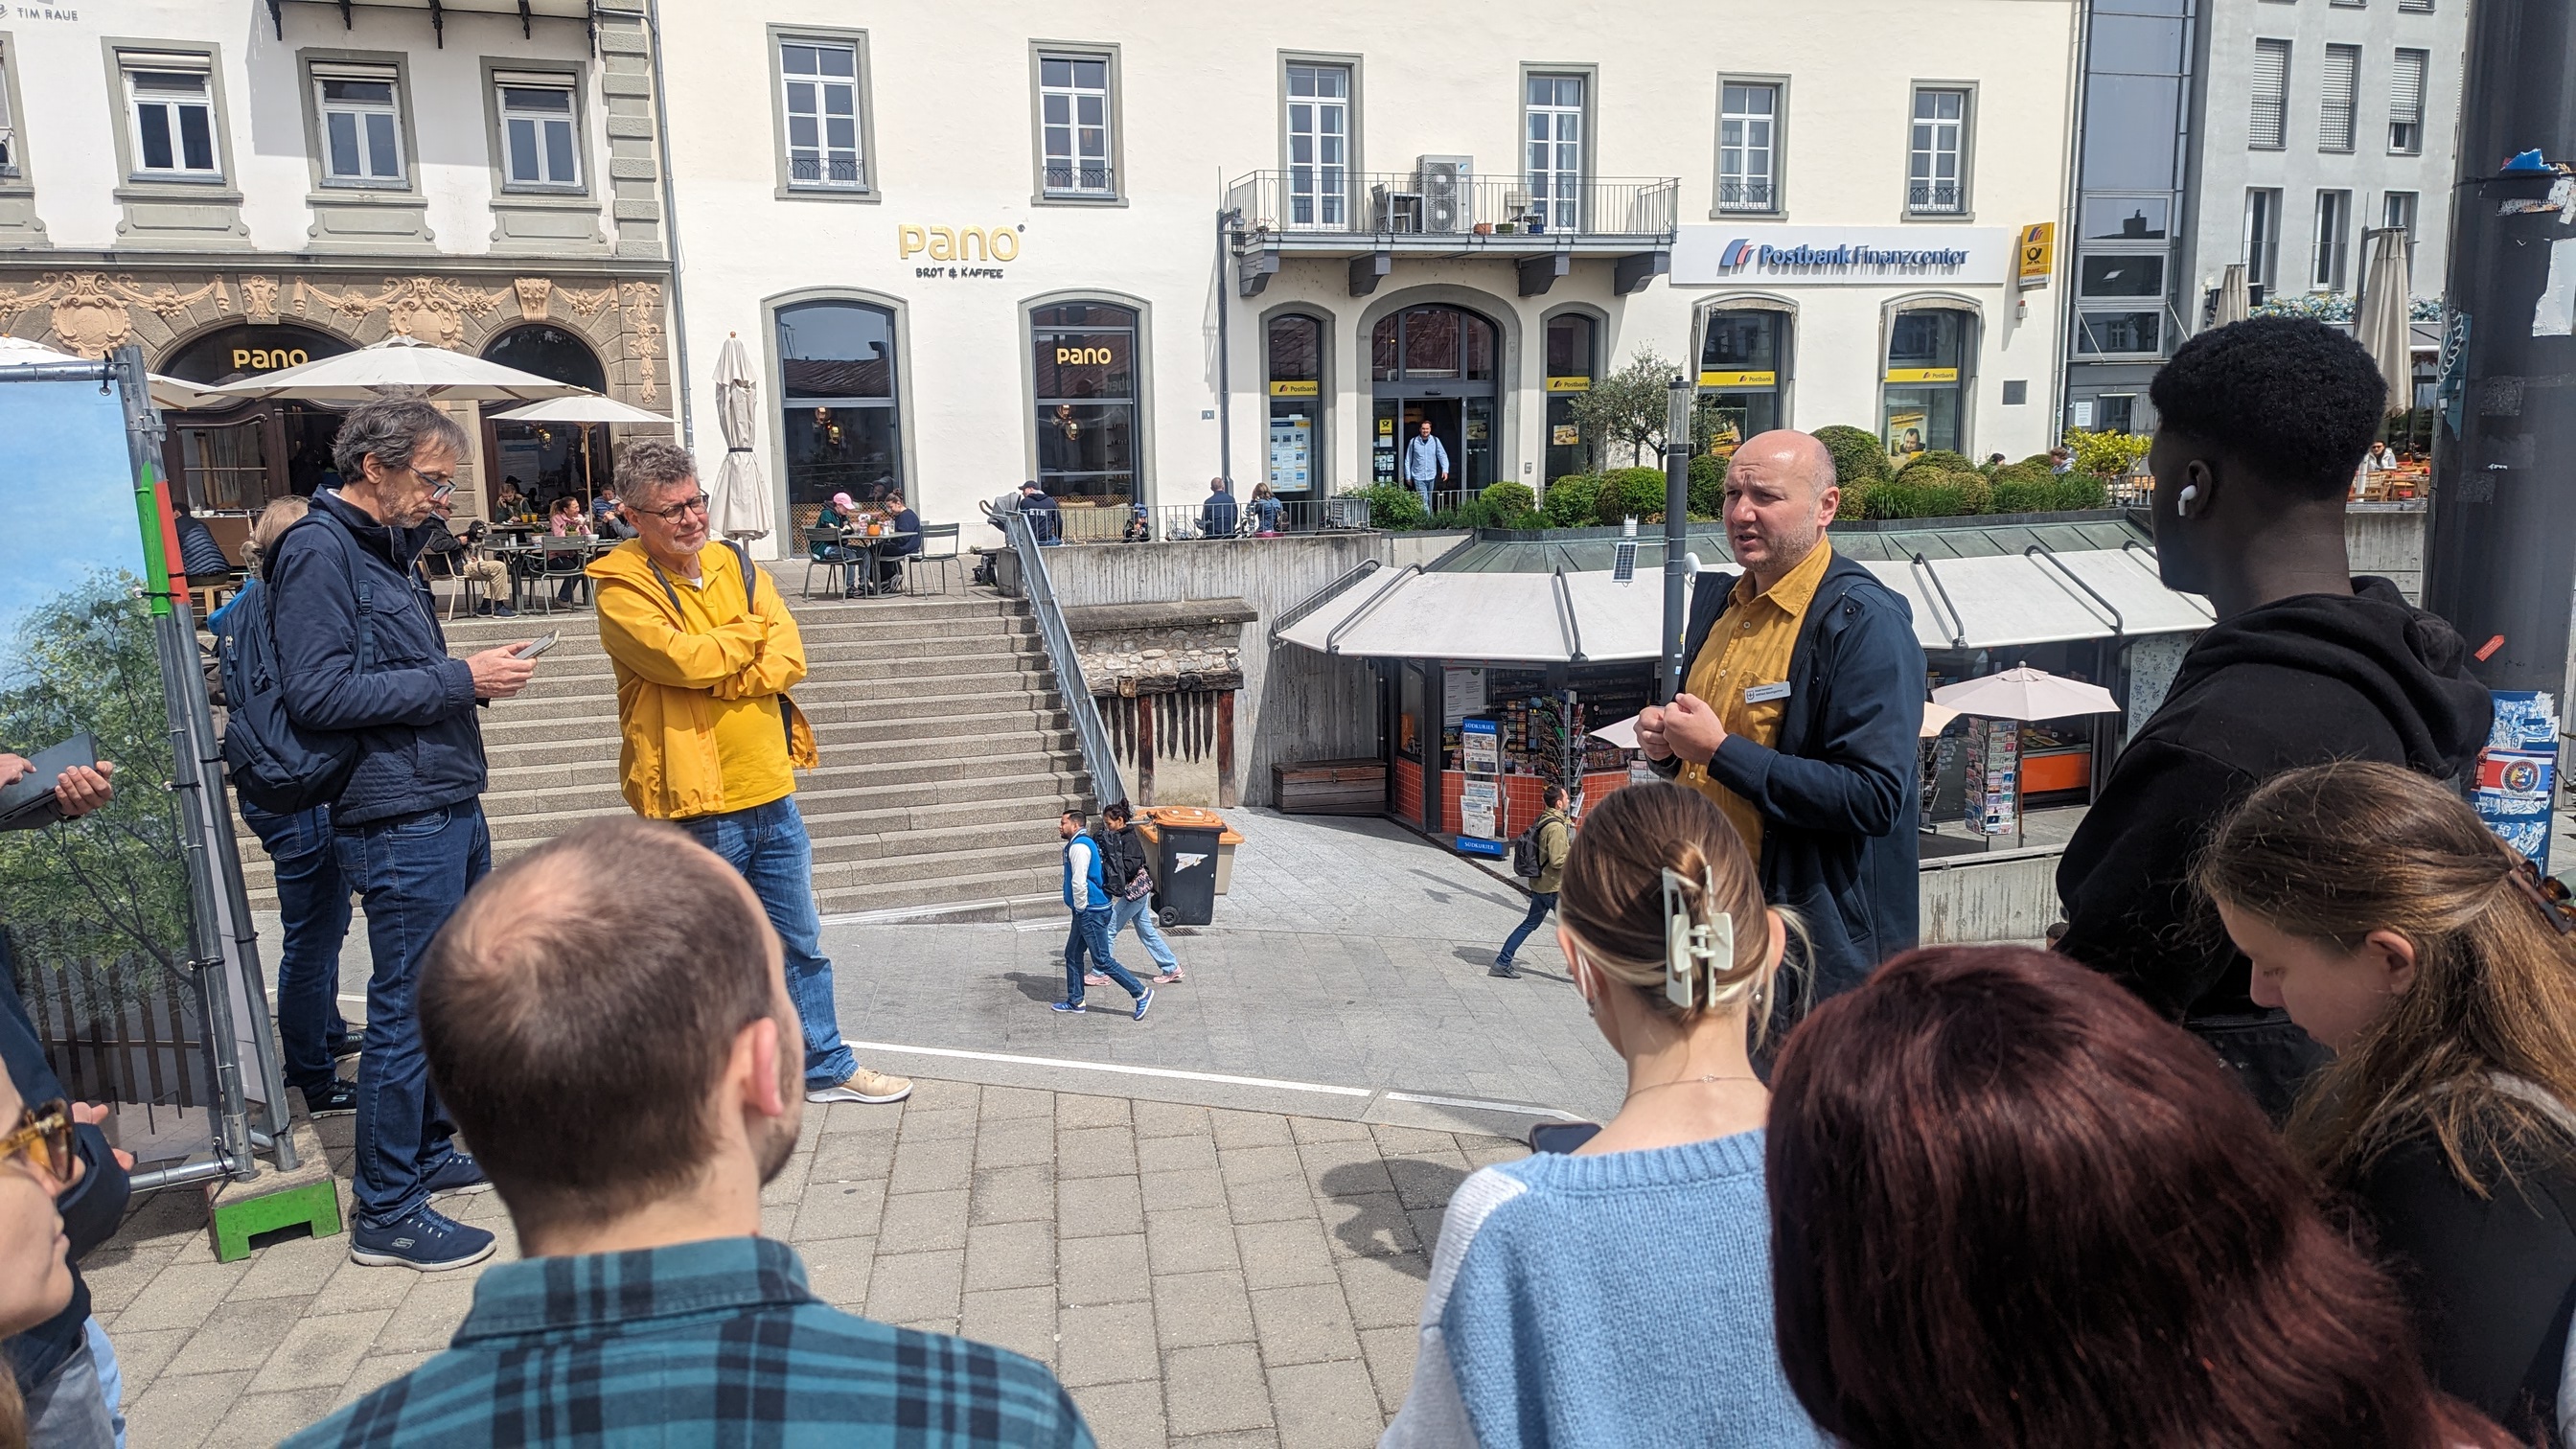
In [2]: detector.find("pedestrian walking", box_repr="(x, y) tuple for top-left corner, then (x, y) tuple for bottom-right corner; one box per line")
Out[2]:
(2200, 762), (2576, 1442)
(1092, 801), (1182, 985)
(2052, 317), (2492, 1119)
(270, 399), (537, 1271)
(1385, 781), (1820, 1448)
(588, 440), (911, 1109)
(1052, 809), (1152, 1020)
(1489, 784), (1571, 978)
(1402, 420), (1449, 517)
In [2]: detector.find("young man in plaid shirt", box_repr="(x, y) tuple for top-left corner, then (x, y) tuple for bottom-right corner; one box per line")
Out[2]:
(288, 819), (1091, 1448)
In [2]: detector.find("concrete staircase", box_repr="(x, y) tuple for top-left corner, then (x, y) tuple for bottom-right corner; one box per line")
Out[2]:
(231, 587), (1092, 921)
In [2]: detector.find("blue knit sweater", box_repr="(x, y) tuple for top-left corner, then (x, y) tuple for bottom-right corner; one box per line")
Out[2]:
(1382, 1129), (1822, 1449)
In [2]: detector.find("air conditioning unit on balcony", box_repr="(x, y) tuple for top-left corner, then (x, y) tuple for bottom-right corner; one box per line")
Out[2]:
(1416, 156), (1471, 233)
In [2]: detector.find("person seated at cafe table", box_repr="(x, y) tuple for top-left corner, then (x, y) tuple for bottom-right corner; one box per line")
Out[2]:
(494, 478), (528, 517)
(815, 493), (864, 594)
(872, 492), (922, 592)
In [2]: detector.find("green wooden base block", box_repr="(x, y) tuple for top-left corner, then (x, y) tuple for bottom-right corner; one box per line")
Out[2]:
(210, 1178), (341, 1263)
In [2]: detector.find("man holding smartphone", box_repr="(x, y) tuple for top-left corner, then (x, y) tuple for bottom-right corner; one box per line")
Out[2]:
(269, 399), (540, 1273)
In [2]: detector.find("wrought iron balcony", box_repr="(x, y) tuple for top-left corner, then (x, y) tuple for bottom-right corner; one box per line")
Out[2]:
(787, 155), (867, 190)
(1226, 170), (1676, 299)
(1715, 178), (1778, 212)
(1043, 162), (1116, 197)
(1907, 180), (1966, 216)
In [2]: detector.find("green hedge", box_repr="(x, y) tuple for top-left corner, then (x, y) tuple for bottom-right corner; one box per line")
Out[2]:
(1541, 473), (1600, 527)
(1814, 425), (1894, 490)
(1346, 483), (1427, 531)
(1595, 466), (1669, 524)
(1689, 453), (1723, 518)
(1898, 448), (1976, 477)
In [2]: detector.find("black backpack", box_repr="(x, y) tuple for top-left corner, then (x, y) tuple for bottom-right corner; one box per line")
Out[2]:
(217, 515), (373, 815)
(1511, 815), (1549, 878)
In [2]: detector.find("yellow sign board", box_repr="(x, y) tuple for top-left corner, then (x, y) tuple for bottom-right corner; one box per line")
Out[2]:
(2017, 221), (2055, 289)
(1544, 375), (1592, 393)
(1885, 367), (1961, 384)
(1269, 380), (1320, 397)
(1697, 370), (1778, 388)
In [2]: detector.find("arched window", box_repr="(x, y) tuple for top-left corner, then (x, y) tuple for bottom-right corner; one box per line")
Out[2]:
(1368, 304), (1501, 494)
(1265, 312), (1323, 494)
(1030, 300), (1138, 502)
(1696, 308), (1792, 460)
(1882, 307), (1975, 460)
(777, 300), (902, 506)
(158, 323), (358, 513)
(482, 324), (611, 516)
(481, 323), (608, 391)
(1543, 311), (1597, 481)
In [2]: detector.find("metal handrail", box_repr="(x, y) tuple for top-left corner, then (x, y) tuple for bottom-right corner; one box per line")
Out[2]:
(2023, 542), (2124, 636)
(1322, 563), (1422, 655)
(1269, 557), (1383, 645)
(1005, 511), (1125, 807)
(1909, 551), (1969, 649)
(1551, 565), (1585, 661)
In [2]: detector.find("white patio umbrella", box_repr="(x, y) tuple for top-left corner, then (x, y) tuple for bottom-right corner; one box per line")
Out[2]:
(1932, 666), (2121, 723)
(2213, 263), (2253, 328)
(0, 334), (232, 410)
(206, 332), (588, 402)
(2355, 228), (2414, 413)
(487, 395), (673, 426)
(1597, 702), (1962, 749)
(1920, 700), (1962, 737)
(707, 332), (771, 541)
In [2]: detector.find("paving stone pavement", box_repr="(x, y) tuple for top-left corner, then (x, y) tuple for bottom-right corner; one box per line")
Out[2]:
(93, 1079), (1519, 1448)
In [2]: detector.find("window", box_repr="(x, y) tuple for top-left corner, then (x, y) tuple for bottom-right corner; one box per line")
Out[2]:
(1883, 309), (1972, 458)
(2250, 39), (2290, 150)
(2400, 0), (2433, 10)
(1525, 74), (1585, 231)
(1717, 81), (1779, 212)
(313, 64), (403, 186)
(2095, 395), (2137, 434)
(2389, 48), (2427, 153)
(779, 39), (864, 190)
(2319, 44), (2359, 151)
(2080, 254), (2166, 297)
(1908, 87), (1969, 214)
(1266, 313), (1323, 494)
(1546, 312), (1599, 479)
(1031, 301), (1138, 501)
(2078, 311), (2164, 356)
(0, 46), (14, 175)
(124, 58), (219, 178)
(2082, 197), (2171, 241)
(2384, 190), (2420, 269)
(777, 300), (903, 507)
(1697, 310), (1790, 454)
(1284, 63), (1349, 228)
(496, 76), (580, 190)
(1038, 55), (1114, 196)
(2313, 189), (2352, 290)
(2244, 188), (2284, 292)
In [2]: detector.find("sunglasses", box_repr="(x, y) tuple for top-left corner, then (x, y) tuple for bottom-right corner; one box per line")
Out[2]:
(2511, 860), (2576, 936)
(2, 1099), (72, 1182)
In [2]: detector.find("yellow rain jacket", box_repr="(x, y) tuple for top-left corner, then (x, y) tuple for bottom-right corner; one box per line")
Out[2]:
(588, 539), (818, 821)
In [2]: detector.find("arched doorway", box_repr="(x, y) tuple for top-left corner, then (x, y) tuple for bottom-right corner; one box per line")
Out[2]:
(480, 323), (608, 518)
(1368, 304), (1500, 498)
(157, 323), (356, 517)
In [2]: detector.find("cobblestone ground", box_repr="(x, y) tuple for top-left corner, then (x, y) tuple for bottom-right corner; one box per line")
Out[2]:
(90, 1079), (1518, 1448)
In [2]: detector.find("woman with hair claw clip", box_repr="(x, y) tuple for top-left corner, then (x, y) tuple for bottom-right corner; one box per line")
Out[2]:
(1381, 781), (1823, 1449)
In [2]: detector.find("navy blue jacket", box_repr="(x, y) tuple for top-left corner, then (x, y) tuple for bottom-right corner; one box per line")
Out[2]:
(0, 950), (128, 1393)
(267, 491), (486, 828)
(1654, 549), (1924, 1003)
(1198, 491), (1239, 537)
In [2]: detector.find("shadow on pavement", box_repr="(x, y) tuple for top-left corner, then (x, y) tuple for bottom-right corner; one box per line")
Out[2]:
(1321, 1159), (1466, 1278)
(1002, 971), (1064, 1002)
(1450, 944), (1572, 986)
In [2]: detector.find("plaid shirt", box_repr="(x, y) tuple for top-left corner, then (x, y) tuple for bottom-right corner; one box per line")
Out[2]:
(286, 1237), (1092, 1448)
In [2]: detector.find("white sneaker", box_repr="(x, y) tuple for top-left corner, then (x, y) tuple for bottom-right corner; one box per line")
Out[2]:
(807, 1069), (913, 1105)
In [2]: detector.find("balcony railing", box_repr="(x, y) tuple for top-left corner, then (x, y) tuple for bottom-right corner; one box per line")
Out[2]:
(1908, 179), (1966, 216)
(787, 155), (866, 189)
(1715, 177), (1777, 212)
(1044, 161), (1116, 196)
(1228, 171), (1678, 242)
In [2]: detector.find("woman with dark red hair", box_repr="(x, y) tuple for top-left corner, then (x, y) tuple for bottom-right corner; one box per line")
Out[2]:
(1765, 945), (2514, 1449)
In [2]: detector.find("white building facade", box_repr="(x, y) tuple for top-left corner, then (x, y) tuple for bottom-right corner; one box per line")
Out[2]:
(655, 0), (2081, 549)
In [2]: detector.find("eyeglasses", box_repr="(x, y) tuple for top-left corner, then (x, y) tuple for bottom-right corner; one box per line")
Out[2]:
(2509, 859), (2576, 935)
(2, 1099), (71, 1183)
(638, 494), (711, 523)
(406, 466), (456, 502)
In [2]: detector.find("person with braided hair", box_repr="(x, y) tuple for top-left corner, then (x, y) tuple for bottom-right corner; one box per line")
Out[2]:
(1382, 781), (1820, 1448)
(2201, 760), (2576, 1444)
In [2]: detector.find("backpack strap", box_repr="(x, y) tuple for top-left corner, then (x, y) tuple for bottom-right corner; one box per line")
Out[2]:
(279, 511), (375, 675)
(724, 539), (759, 613)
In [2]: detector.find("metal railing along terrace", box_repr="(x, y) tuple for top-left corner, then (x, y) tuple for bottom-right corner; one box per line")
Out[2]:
(1227, 171), (1678, 242)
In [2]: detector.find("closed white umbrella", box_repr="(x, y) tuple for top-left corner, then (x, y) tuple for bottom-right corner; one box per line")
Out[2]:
(2355, 228), (2414, 413)
(1933, 666), (2121, 723)
(2213, 263), (2252, 328)
(707, 332), (770, 541)
(0, 334), (233, 410)
(207, 333), (588, 402)
(488, 395), (673, 426)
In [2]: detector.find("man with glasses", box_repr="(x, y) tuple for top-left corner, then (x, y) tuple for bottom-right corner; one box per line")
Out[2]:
(586, 441), (911, 1110)
(269, 399), (541, 1272)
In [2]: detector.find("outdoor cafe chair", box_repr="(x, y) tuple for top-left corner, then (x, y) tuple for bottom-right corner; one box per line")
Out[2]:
(903, 523), (961, 596)
(531, 537), (592, 615)
(801, 524), (858, 600)
(416, 549), (482, 621)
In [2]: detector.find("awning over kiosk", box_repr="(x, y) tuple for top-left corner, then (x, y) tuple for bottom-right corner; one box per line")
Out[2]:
(1863, 546), (2213, 652)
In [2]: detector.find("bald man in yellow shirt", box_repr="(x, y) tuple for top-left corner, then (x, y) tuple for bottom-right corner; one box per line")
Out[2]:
(1636, 430), (1925, 1004)
(590, 440), (911, 1110)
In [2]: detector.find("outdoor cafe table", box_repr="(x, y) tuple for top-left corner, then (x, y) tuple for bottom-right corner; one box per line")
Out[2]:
(836, 526), (912, 597)
(484, 536), (612, 612)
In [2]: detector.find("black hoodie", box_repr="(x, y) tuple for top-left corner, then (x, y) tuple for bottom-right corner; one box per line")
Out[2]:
(2056, 576), (2493, 1020)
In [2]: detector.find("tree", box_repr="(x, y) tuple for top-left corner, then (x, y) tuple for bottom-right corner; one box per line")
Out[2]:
(1567, 349), (1686, 467)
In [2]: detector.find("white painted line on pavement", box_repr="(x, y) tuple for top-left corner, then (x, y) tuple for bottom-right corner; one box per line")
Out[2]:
(843, 1040), (1372, 1098)
(1385, 1090), (1584, 1121)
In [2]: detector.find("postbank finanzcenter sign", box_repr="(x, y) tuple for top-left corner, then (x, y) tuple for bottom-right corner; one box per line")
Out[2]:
(1670, 225), (2013, 287)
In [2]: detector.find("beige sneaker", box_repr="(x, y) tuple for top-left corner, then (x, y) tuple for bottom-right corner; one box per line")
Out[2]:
(807, 1069), (912, 1105)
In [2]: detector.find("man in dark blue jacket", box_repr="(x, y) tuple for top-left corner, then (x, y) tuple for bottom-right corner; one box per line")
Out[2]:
(267, 400), (539, 1273)
(1637, 430), (1924, 1008)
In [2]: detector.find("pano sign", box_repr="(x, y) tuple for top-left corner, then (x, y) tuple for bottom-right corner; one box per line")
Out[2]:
(1672, 225), (2012, 287)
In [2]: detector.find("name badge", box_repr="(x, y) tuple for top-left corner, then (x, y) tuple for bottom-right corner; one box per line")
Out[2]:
(1744, 681), (1793, 704)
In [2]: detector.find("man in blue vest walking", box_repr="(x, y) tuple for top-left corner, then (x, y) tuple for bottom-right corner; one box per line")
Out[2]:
(1051, 808), (1154, 1020)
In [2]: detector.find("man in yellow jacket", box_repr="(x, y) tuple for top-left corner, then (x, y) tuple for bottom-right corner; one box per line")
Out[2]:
(588, 440), (910, 1107)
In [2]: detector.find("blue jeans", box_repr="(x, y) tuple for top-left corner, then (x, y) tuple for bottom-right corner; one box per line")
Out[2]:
(1498, 891), (1557, 967)
(242, 802), (354, 1095)
(1409, 478), (1436, 516)
(677, 797), (857, 1090)
(1108, 894), (1178, 974)
(1064, 907), (1144, 1003)
(335, 799), (486, 1227)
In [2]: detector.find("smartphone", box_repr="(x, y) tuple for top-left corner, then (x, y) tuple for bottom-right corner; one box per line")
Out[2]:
(513, 631), (561, 660)
(1526, 1121), (1602, 1156)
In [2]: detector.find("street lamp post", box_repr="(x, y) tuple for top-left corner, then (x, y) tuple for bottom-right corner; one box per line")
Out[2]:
(1662, 375), (1694, 702)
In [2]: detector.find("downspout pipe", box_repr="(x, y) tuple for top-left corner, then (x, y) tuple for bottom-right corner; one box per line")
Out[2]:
(1215, 203), (1235, 486)
(640, 0), (695, 448)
